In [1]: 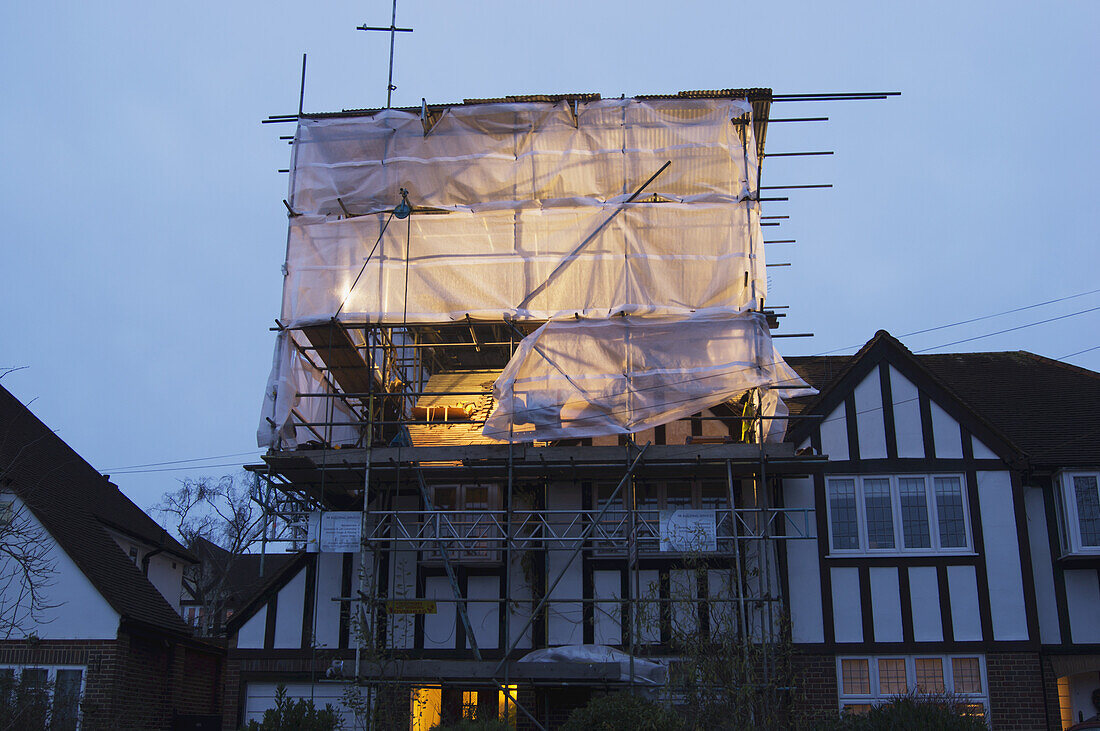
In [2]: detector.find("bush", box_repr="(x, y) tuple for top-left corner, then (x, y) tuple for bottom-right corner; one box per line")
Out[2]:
(431, 719), (514, 731)
(560, 692), (685, 731)
(242, 685), (344, 731)
(820, 694), (987, 731)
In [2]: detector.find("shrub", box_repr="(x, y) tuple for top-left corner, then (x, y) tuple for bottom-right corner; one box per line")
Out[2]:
(431, 718), (514, 731)
(820, 694), (987, 731)
(560, 692), (685, 731)
(242, 685), (344, 731)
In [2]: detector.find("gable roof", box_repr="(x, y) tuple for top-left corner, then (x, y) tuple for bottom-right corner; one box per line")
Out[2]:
(0, 384), (191, 635)
(784, 331), (1100, 468)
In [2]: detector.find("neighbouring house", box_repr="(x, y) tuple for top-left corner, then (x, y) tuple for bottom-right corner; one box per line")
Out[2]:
(0, 383), (225, 730)
(221, 88), (1099, 730)
(781, 330), (1100, 729)
(182, 536), (292, 637)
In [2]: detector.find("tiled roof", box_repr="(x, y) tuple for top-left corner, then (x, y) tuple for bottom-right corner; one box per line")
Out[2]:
(0, 384), (191, 634)
(785, 336), (1100, 468)
(406, 370), (506, 448)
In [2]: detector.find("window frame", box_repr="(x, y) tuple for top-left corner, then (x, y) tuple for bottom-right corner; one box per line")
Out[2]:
(425, 484), (503, 564)
(0, 665), (86, 730)
(825, 474), (973, 555)
(835, 654), (989, 720)
(1056, 471), (1100, 555)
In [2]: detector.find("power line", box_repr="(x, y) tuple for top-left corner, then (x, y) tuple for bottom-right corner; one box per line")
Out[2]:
(814, 287), (1100, 356)
(102, 450), (261, 471)
(915, 305), (1100, 353)
(1059, 344), (1100, 360)
(108, 461), (250, 476)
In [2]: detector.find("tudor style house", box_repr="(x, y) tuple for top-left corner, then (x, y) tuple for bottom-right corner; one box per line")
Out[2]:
(223, 331), (1100, 730)
(0, 384), (224, 730)
(782, 331), (1100, 729)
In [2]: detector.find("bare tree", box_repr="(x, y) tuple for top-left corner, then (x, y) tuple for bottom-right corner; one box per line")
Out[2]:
(0, 367), (59, 640)
(156, 472), (267, 635)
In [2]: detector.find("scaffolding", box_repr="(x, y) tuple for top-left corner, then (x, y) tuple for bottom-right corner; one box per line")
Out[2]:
(249, 89), (835, 730)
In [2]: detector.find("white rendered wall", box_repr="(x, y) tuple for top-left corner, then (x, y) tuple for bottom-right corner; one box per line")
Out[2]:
(869, 567), (903, 643)
(929, 401), (963, 458)
(976, 471), (1029, 640)
(783, 477), (824, 643)
(946, 565), (982, 641)
(853, 369), (887, 459)
(907, 567), (943, 642)
(1065, 568), (1100, 643)
(547, 483), (584, 646)
(0, 495), (119, 640)
(273, 568), (306, 649)
(830, 567), (862, 643)
(423, 576), (457, 649)
(313, 552), (343, 650)
(467, 575), (499, 650)
(888, 366), (924, 458)
(1024, 487), (1061, 644)
(237, 604), (267, 649)
(819, 404), (849, 461)
(593, 569), (622, 645)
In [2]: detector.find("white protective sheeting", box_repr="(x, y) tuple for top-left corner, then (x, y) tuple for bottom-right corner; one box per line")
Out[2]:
(258, 97), (810, 449)
(483, 314), (812, 442)
(285, 202), (764, 324)
(290, 99), (755, 218)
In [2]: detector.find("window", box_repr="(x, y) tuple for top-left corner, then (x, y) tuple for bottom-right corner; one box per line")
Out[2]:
(0, 666), (83, 731)
(591, 480), (731, 551)
(826, 475), (971, 553)
(428, 484), (502, 562)
(836, 655), (987, 719)
(1056, 472), (1100, 554)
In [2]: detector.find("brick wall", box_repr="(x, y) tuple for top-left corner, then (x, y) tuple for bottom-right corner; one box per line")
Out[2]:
(790, 651), (840, 726)
(0, 631), (224, 731)
(0, 639), (120, 728)
(986, 651), (1054, 730)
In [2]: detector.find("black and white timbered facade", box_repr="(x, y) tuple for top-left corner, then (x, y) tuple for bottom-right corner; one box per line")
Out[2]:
(225, 330), (1100, 729)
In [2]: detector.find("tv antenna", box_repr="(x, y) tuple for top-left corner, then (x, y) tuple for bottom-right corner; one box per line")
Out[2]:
(357, 0), (413, 108)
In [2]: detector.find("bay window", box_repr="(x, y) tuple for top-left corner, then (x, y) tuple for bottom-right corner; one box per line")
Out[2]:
(1055, 471), (1100, 554)
(826, 475), (971, 554)
(837, 655), (987, 719)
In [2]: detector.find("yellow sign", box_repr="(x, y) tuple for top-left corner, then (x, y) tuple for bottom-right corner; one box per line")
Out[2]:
(386, 600), (437, 615)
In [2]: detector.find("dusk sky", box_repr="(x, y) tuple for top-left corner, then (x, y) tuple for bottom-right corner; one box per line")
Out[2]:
(2, 1), (1097, 515)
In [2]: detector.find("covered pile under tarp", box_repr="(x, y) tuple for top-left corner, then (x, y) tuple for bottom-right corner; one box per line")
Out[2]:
(258, 97), (812, 449)
(518, 645), (667, 686)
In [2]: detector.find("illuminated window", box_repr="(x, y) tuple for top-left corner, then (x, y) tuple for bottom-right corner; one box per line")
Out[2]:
(841, 659), (870, 695)
(952, 657), (982, 694)
(877, 658), (907, 695)
(836, 656), (987, 717)
(498, 686), (519, 728)
(410, 687), (441, 731)
(462, 691), (478, 719)
(914, 658), (945, 693)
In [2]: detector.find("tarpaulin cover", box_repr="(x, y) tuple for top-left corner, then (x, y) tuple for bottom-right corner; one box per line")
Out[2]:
(482, 314), (812, 441)
(518, 645), (667, 686)
(258, 98), (810, 449)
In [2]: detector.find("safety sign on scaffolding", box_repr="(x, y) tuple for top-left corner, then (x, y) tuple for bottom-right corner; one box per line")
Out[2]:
(306, 511), (362, 553)
(659, 509), (717, 552)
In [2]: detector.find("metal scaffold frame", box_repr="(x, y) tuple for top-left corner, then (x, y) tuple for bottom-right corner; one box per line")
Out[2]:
(247, 313), (825, 731)
(246, 84), (908, 728)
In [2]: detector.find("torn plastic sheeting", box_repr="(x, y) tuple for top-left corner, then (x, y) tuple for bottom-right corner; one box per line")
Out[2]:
(482, 314), (814, 442)
(282, 200), (764, 325)
(256, 330), (361, 450)
(518, 645), (666, 686)
(290, 99), (755, 218)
